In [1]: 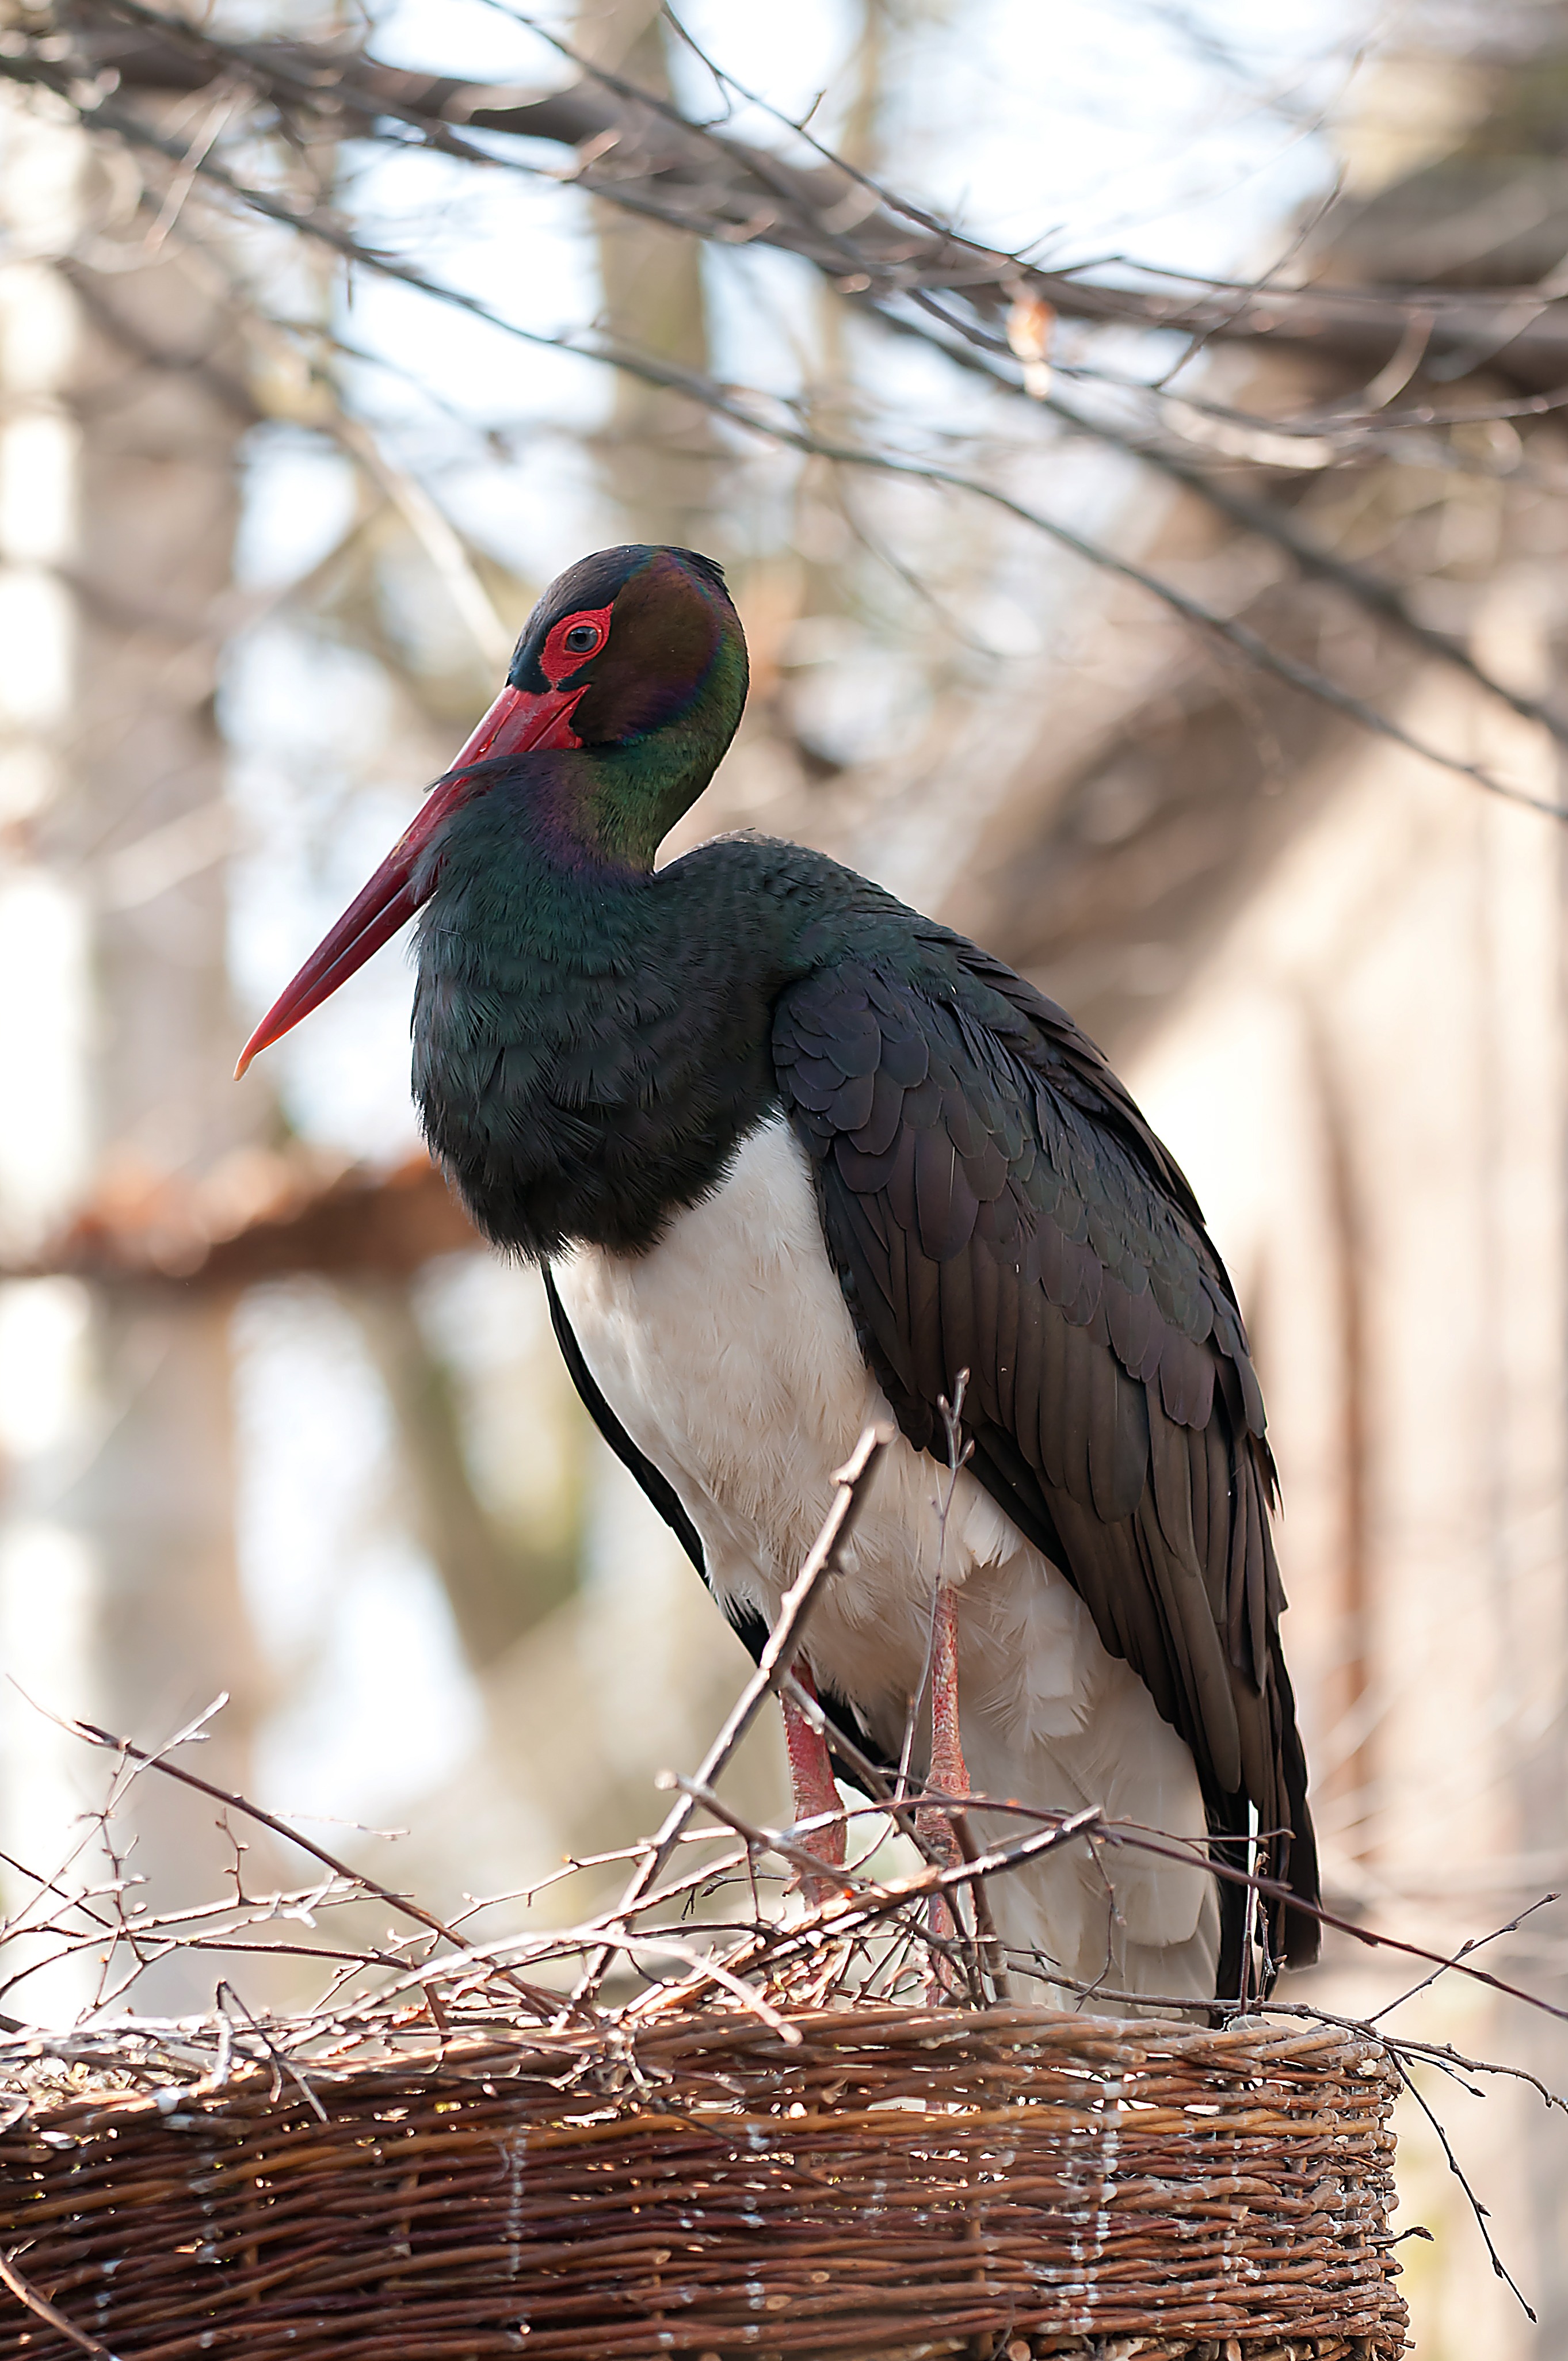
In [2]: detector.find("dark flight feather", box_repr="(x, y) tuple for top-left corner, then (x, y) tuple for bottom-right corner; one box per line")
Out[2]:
(775, 951), (1319, 1977)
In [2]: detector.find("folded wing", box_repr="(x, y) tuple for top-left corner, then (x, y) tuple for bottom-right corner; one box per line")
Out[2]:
(774, 940), (1318, 1980)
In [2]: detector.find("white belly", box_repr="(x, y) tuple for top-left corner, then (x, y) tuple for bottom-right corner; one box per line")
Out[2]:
(552, 1114), (1218, 2004)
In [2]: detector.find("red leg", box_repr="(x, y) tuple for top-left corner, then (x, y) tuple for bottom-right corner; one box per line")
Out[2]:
(781, 1661), (846, 1893)
(917, 1582), (971, 1977)
(930, 1581), (970, 1804)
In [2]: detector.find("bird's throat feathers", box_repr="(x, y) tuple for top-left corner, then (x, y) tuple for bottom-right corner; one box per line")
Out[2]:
(554, 726), (722, 876)
(411, 810), (794, 1260)
(416, 768), (633, 953)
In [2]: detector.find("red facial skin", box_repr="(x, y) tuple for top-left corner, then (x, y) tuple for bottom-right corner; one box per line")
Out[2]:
(232, 605), (613, 1078)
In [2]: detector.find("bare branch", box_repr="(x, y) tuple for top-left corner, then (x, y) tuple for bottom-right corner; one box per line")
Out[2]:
(571, 1421), (889, 2004)
(49, 0), (1568, 386)
(0, 2252), (121, 2361)
(26, 1695), (563, 2020)
(1397, 2057), (1538, 2321)
(16, 13), (1568, 813)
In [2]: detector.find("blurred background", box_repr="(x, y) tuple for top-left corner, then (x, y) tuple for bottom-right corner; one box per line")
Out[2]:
(2, 0), (1568, 2349)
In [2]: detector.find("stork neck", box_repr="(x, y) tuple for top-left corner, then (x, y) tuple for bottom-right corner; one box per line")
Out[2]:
(502, 736), (716, 874)
(410, 786), (803, 1258)
(586, 730), (726, 871)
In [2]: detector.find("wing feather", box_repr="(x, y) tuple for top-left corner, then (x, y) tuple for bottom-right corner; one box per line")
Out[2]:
(1187, 1420), (1211, 1570)
(938, 1243), (979, 1417)
(1058, 1311), (1096, 1507)
(1147, 1384), (1200, 1569)
(776, 952), (1319, 1983)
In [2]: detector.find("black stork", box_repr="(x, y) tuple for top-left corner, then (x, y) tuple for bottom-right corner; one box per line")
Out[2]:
(238, 543), (1319, 2006)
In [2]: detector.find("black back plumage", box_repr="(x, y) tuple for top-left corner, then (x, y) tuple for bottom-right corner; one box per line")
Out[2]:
(772, 927), (1319, 1978)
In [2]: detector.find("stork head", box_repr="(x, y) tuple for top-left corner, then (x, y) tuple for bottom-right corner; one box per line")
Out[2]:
(235, 544), (747, 1077)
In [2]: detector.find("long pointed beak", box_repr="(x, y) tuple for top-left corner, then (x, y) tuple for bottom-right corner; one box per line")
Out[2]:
(235, 678), (583, 1079)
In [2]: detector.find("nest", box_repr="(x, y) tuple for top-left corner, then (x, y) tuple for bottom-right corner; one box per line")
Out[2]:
(0, 1447), (1429, 2359)
(0, 1999), (1407, 2361)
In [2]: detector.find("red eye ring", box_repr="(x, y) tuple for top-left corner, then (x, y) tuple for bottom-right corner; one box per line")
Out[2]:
(540, 604), (613, 685)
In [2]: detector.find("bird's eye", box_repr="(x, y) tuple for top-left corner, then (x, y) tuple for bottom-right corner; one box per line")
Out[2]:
(537, 602), (613, 685)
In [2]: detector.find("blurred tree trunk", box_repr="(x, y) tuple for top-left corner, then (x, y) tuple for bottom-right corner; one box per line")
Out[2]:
(0, 91), (262, 2011)
(348, 1280), (581, 1665)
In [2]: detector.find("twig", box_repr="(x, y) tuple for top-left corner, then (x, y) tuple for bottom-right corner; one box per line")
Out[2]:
(1395, 2056), (1538, 2321)
(661, 1772), (858, 1895)
(657, 1773), (981, 1998)
(21, 1691), (564, 2021)
(57, 0), (1568, 774)
(778, 1670), (933, 1859)
(611, 1932), (801, 2040)
(1089, 1818), (1568, 2025)
(952, 1813), (1011, 2001)
(21, 65), (1568, 819)
(0, 2252), (121, 2361)
(40, 0), (1568, 375)
(570, 1422), (888, 2005)
(883, 299), (1568, 760)
(718, 1805), (1106, 1986)
(212, 1984), (329, 2122)
(1254, 2000), (1568, 2118)
(1367, 1891), (1563, 2026)
(0, 1848), (116, 1938)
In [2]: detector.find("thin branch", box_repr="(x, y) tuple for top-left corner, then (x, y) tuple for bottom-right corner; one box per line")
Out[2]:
(952, 1811), (1011, 2001)
(778, 1669), (934, 1862)
(835, 1783), (1568, 2029)
(571, 1421), (889, 2004)
(46, 1), (1568, 385)
(179, 0), (1568, 759)
(1367, 1891), (1563, 2026)
(1084, 1815), (1568, 2025)
(1257, 2000), (1568, 2118)
(656, 1773), (983, 2001)
(1397, 2056), (1538, 2321)
(806, 426), (1568, 818)
(213, 1982), (328, 2122)
(714, 1805), (1107, 1992)
(22, 43), (1568, 813)
(876, 297), (1568, 761)
(0, 2253), (121, 2361)
(21, 1691), (563, 2020)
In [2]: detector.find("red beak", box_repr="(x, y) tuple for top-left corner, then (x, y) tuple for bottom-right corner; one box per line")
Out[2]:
(234, 678), (584, 1079)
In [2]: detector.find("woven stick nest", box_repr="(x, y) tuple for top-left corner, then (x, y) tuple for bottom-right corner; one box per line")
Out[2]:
(0, 1999), (1406, 2361)
(0, 1443), (1426, 2359)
